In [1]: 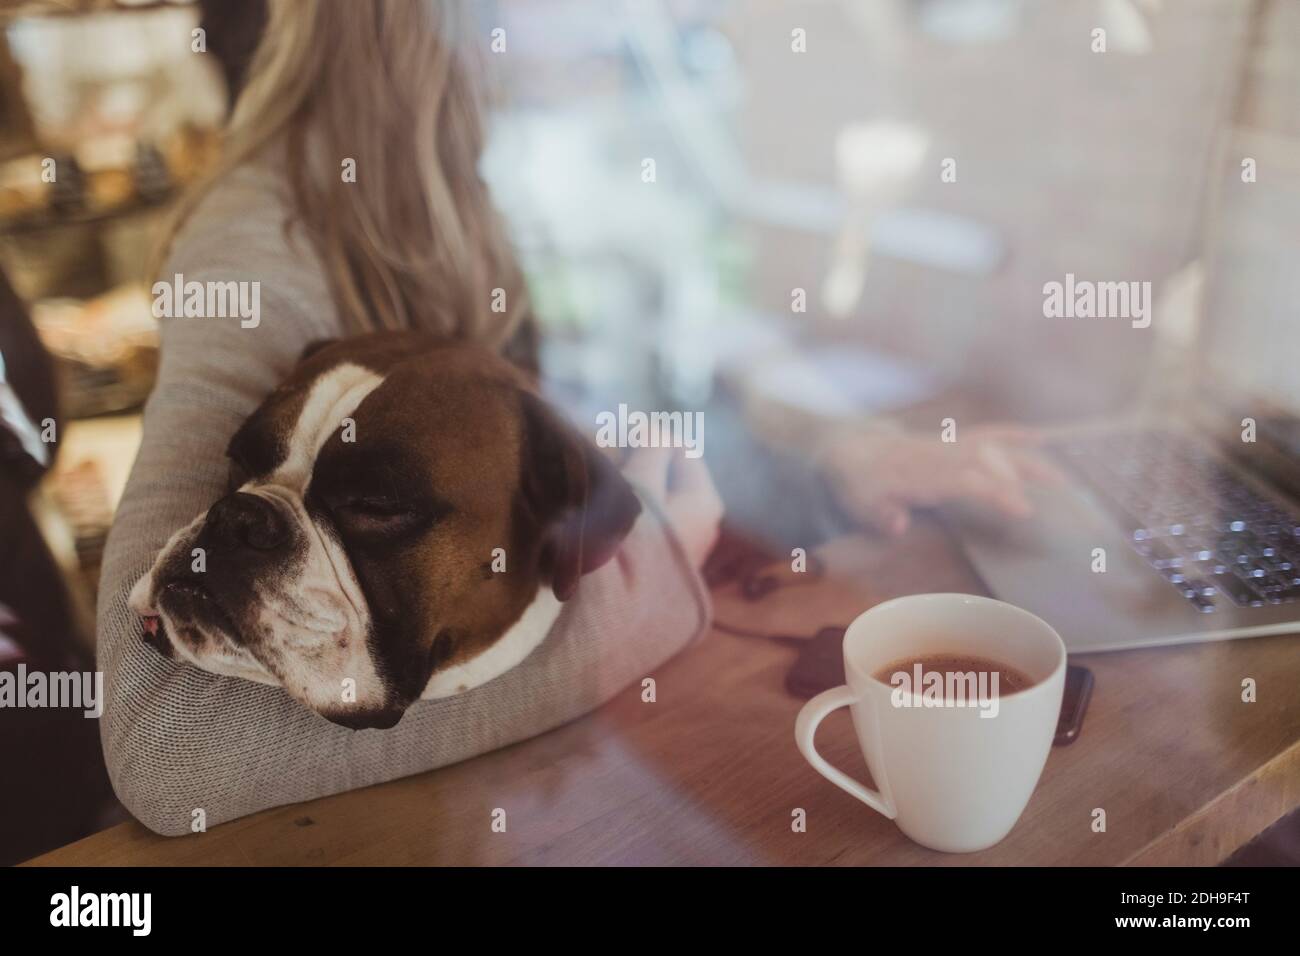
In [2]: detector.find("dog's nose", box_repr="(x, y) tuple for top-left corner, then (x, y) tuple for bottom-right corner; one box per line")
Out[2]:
(321, 706), (406, 730)
(204, 492), (289, 551)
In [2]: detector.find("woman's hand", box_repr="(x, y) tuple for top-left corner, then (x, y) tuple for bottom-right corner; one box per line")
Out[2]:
(623, 447), (724, 568)
(821, 424), (1065, 537)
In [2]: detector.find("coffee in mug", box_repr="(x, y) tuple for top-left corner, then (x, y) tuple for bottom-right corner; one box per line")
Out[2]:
(794, 594), (1066, 853)
(874, 653), (1034, 699)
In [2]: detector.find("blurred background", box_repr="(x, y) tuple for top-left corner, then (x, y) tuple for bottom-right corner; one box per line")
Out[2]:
(0, 0), (1295, 862)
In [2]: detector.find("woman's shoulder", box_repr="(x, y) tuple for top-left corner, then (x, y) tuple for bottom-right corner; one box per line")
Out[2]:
(157, 146), (344, 350)
(167, 148), (328, 294)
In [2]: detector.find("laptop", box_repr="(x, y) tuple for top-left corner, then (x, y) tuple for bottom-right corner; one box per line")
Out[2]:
(946, 123), (1300, 653)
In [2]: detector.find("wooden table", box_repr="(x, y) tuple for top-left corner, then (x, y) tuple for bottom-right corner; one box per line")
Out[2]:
(27, 517), (1300, 866)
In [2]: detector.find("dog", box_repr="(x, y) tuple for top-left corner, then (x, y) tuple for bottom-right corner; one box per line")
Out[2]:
(128, 331), (641, 729)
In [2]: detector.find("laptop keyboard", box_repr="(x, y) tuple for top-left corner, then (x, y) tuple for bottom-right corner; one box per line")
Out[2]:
(1052, 430), (1300, 612)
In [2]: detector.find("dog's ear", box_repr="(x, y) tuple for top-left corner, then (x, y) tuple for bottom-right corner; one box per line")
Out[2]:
(519, 392), (641, 601)
(299, 338), (339, 363)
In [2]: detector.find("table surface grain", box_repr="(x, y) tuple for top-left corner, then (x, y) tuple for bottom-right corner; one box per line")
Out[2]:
(27, 518), (1300, 866)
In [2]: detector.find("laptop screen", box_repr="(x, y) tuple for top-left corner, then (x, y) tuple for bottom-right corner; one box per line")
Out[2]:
(1201, 127), (1300, 416)
(1192, 0), (1300, 469)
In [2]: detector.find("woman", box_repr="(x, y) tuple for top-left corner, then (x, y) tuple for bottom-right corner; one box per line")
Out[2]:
(100, 0), (720, 836)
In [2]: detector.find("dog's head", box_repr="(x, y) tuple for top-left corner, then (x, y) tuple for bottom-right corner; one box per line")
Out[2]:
(129, 332), (640, 729)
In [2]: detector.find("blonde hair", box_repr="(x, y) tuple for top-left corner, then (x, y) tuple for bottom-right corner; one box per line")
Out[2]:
(159, 0), (532, 352)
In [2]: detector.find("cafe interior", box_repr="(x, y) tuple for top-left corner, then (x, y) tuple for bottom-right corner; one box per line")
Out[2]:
(2, 0), (1298, 866)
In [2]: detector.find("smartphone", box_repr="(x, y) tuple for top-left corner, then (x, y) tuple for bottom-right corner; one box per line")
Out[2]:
(1054, 664), (1094, 746)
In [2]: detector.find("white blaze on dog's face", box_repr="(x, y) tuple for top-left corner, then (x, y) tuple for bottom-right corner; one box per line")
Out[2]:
(131, 361), (388, 721)
(129, 333), (642, 729)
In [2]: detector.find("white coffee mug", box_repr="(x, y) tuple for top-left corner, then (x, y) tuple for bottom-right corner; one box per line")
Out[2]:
(794, 593), (1066, 853)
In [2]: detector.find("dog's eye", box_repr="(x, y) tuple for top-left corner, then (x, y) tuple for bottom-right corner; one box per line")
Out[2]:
(332, 497), (429, 537)
(340, 496), (410, 516)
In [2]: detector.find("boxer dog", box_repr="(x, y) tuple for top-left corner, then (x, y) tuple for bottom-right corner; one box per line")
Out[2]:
(128, 331), (640, 729)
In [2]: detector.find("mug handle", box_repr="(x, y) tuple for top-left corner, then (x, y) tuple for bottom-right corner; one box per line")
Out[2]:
(795, 685), (896, 818)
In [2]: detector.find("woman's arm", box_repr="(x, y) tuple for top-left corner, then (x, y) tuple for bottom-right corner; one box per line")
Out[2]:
(97, 172), (712, 836)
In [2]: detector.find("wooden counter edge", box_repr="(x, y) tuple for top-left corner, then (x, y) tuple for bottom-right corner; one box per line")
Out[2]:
(1122, 737), (1300, 866)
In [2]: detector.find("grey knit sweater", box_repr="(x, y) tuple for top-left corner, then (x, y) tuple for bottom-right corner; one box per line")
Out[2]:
(97, 160), (712, 836)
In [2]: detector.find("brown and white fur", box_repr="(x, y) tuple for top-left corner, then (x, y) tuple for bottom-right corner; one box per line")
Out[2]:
(129, 332), (640, 729)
